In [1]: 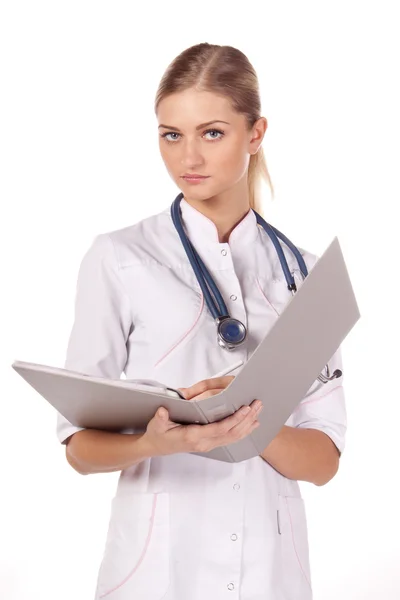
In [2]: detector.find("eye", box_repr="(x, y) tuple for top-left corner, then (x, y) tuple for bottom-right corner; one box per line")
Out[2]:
(160, 128), (225, 143)
(203, 128), (225, 141)
(160, 132), (180, 142)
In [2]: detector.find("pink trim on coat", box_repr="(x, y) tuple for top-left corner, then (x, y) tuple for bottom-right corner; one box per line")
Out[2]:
(154, 293), (205, 367)
(256, 278), (280, 316)
(99, 493), (159, 598)
(285, 496), (312, 589)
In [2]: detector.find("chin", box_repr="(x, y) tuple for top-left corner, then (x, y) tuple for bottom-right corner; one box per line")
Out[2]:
(179, 182), (229, 203)
(176, 183), (212, 202)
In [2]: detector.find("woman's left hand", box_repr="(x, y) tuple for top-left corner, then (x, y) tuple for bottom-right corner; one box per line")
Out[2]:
(178, 376), (235, 401)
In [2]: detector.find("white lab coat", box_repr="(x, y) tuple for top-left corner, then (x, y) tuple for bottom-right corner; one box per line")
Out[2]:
(57, 198), (346, 600)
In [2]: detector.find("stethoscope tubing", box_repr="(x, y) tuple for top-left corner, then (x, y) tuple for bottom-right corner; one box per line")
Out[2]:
(171, 193), (342, 383)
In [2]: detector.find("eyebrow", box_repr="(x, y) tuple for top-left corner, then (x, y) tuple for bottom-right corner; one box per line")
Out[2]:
(158, 120), (230, 132)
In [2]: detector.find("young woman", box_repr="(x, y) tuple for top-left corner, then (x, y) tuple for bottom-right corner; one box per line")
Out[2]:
(59, 42), (346, 600)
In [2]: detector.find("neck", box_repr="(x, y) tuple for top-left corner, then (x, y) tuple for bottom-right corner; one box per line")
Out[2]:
(183, 180), (251, 243)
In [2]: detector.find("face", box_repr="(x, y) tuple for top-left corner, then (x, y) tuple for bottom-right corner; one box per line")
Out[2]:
(157, 88), (267, 203)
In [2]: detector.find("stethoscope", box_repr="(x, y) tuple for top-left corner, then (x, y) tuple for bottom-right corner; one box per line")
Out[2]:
(171, 192), (342, 384)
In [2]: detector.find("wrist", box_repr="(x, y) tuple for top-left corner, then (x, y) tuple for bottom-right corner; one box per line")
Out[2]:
(135, 432), (158, 461)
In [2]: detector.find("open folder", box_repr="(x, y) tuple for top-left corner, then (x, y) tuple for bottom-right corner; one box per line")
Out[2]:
(12, 237), (360, 463)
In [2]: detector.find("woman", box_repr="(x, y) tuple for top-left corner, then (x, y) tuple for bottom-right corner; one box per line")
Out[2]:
(59, 42), (346, 600)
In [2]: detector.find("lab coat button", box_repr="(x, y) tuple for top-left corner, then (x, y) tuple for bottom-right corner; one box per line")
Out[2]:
(230, 533), (238, 541)
(227, 583), (235, 590)
(233, 483), (240, 491)
(221, 249), (227, 256)
(230, 294), (237, 301)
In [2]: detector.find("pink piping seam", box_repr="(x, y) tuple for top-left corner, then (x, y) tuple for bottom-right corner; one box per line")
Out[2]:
(99, 493), (159, 598)
(256, 278), (280, 316)
(154, 293), (205, 367)
(285, 496), (312, 589)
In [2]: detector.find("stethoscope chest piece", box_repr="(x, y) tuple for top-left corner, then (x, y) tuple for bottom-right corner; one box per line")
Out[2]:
(216, 316), (247, 350)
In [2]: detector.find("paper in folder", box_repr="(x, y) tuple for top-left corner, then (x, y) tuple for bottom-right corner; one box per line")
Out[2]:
(12, 237), (360, 463)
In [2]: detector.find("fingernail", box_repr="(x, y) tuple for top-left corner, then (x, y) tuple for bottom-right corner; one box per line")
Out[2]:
(240, 407), (251, 415)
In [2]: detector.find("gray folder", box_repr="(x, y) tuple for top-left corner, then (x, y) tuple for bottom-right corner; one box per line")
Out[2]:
(12, 237), (360, 463)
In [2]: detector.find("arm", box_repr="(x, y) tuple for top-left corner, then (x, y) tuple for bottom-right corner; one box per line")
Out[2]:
(261, 347), (347, 486)
(56, 233), (134, 446)
(260, 425), (339, 486)
(179, 351), (346, 487)
(65, 430), (155, 475)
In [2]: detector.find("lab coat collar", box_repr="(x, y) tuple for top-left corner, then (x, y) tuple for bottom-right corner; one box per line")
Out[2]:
(178, 197), (259, 251)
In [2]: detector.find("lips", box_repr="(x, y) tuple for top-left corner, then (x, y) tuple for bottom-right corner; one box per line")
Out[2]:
(182, 175), (209, 180)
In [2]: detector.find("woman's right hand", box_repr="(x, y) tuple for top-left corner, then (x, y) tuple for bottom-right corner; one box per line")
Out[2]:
(141, 400), (262, 457)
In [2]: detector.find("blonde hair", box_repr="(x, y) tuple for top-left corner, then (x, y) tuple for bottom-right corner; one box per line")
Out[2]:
(154, 43), (275, 215)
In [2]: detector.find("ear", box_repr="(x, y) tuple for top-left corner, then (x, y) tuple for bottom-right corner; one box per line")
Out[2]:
(249, 117), (268, 155)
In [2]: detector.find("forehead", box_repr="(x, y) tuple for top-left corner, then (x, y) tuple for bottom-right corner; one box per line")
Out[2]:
(157, 88), (240, 126)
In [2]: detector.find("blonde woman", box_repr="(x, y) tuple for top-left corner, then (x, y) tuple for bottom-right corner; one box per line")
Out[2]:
(60, 42), (346, 600)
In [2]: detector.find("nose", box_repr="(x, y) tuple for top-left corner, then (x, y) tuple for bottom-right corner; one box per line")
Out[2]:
(180, 138), (205, 169)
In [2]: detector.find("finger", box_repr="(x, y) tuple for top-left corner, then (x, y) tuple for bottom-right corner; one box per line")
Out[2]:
(153, 407), (181, 431)
(150, 407), (168, 431)
(188, 388), (223, 401)
(181, 379), (214, 400)
(227, 405), (262, 439)
(183, 376), (235, 400)
(208, 375), (235, 387)
(203, 401), (261, 438)
(177, 387), (208, 401)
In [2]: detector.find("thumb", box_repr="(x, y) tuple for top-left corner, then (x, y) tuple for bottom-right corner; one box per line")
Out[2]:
(157, 407), (168, 419)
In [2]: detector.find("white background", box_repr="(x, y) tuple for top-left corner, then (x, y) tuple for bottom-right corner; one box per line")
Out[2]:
(1, 1), (399, 598)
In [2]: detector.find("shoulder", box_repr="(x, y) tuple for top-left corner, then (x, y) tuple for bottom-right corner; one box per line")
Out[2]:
(258, 226), (319, 278)
(296, 245), (319, 273)
(87, 207), (174, 269)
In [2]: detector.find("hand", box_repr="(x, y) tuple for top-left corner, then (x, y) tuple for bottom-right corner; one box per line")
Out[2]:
(141, 375), (263, 457)
(177, 375), (235, 401)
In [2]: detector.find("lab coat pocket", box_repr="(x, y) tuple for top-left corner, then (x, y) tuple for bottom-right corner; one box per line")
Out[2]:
(95, 492), (170, 600)
(278, 495), (313, 600)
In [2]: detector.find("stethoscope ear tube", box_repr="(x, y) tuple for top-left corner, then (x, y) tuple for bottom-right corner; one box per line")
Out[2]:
(172, 195), (248, 350)
(171, 196), (227, 319)
(265, 222), (309, 281)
